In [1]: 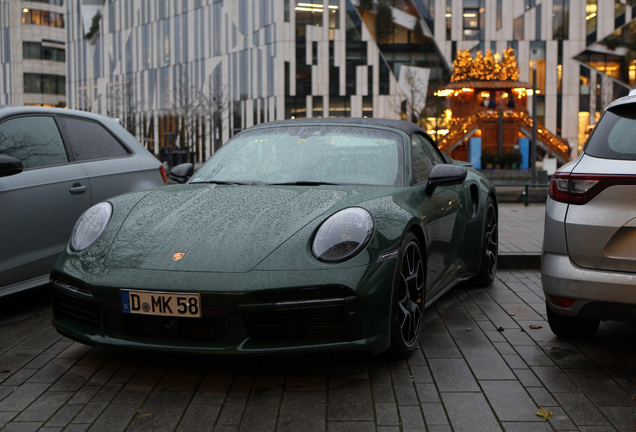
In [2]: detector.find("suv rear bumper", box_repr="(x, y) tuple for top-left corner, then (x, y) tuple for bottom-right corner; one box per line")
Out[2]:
(542, 252), (636, 320)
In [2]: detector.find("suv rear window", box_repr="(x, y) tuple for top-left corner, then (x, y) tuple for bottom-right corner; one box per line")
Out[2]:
(585, 105), (636, 160)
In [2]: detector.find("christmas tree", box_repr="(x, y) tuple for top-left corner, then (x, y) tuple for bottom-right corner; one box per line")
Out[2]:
(449, 47), (520, 82)
(470, 51), (485, 80)
(482, 50), (497, 81)
(499, 47), (520, 81)
(451, 49), (473, 82)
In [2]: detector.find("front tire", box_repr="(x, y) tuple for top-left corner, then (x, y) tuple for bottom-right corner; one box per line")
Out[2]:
(389, 232), (425, 359)
(546, 302), (600, 338)
(473, 196), (498, 287)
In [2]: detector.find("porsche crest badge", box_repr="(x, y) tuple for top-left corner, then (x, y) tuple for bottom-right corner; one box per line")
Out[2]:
(172, 252), (186, 262)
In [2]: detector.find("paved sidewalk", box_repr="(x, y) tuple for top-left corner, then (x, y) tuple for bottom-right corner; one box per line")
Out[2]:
(499, 203), (545, 255)
(1, 270), (635, 431)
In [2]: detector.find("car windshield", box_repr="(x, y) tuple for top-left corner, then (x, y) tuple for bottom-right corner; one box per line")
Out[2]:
(190, 125), (403, 186)
(585, 105), (636, 160)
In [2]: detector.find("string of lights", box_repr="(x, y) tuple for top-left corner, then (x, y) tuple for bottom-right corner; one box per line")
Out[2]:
(438, 110), (569, 160)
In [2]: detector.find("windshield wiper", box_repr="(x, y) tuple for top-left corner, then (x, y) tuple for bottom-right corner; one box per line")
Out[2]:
(268, 181), (340, 186)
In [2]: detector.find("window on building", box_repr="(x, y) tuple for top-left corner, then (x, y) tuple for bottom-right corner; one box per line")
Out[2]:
(313, 96), (323, 117)
(513, 16), (524, 40)
(530, 42), (546, 125)
(363, 95), (373, 118)
(530, 42), (546, 94)
(446, 0), (452, 39)
(496, 0), (502, 30)
(285, 61), (290, 97)
(22, 9), (64, 28)
(329, 96), (350, 117)
(162, 19), (170, 66)
(462, 0), (484, 40)
(24, 73), (66, 95)
(553, 0), (569, 39)
(296, 0), (323, 27)
(615, 2), (625, 29)
(24, 0), (64, 5)
(463, 8), (480, 40)
(586, 0), (597, 45)
(23, 42), (66, 62)
(379, 56), (390, 95)
(329, 0), (340, 34)
(536, 4), (542, 39)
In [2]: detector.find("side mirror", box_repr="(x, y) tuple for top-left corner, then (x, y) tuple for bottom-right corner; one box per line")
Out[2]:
(168, 163), (194, 184)
(0, 156), (23, 178)
(425, 164), (467, 196)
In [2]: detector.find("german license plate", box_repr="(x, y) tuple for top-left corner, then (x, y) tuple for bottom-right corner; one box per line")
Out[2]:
(120, 290), (201, 318)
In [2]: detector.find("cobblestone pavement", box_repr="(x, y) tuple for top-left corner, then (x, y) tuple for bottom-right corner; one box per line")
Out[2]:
(1, 270), (635, 431)
(498, 204), (545, 254)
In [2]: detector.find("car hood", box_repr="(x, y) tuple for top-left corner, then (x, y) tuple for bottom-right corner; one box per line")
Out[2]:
(104, 185), (354, 272)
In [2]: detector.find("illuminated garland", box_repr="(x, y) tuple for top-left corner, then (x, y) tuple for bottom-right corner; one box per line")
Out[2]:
(451, 47), (520, 82)
(438, 111), (569, 160)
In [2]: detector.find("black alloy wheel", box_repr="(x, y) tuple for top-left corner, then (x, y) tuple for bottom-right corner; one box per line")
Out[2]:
(390, 232), (425, 358)
(474, 197), (498, 287)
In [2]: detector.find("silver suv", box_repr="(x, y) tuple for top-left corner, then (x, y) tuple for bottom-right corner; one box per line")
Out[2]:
(542, 91), (636, 338)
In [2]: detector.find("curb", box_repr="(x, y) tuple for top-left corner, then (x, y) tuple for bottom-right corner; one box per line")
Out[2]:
(499, 253), (541, 270)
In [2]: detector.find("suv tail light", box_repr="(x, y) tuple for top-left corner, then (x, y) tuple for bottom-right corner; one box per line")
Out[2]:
(159, 166), (167, 184)
(550, 172), (636, 205)
(548, 295), (575, 308)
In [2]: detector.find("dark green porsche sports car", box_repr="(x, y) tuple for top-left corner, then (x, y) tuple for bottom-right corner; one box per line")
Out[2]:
(50, 118), (498, 358)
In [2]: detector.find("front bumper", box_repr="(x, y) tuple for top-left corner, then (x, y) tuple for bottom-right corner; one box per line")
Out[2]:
(50, 261), (396, 356)
(542, 252), (636, 322)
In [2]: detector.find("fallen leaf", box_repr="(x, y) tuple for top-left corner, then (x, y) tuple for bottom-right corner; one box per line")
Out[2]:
(536, 408), (553, 420)
(0, 370), (10, 374)
(497, 326), (505, 332)
(135, 413), (153, 418)
(632, 395), (636, 402)
(529, 325), (543, 330)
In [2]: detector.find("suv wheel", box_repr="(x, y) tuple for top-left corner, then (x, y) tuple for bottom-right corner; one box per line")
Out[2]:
(546, 302), (600, 338)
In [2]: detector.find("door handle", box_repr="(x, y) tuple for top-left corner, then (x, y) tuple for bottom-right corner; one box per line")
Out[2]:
(69, 183), (88, 195)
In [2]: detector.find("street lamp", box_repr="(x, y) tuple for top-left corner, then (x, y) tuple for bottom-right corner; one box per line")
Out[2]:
(531, 54), (537, 184)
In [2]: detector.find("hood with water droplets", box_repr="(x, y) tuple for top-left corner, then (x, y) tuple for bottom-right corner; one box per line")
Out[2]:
(104, 185), (354, 272)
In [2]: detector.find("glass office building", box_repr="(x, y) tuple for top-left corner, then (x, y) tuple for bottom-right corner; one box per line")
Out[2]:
(65, 0), (449, 160)
(0, 0), (67, 107)
(64, 0), (635, 159)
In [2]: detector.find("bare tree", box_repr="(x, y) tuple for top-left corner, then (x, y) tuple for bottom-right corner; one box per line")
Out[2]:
(420, 81), (449, 144)
(106, 75), (138, 136)
(399, 65), (430, 125)
(171, 77), (229, 162)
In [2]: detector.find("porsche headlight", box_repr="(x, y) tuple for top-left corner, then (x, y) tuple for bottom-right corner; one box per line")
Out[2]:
(312, 207), (374, 263)
(70, 202), (113, 252)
